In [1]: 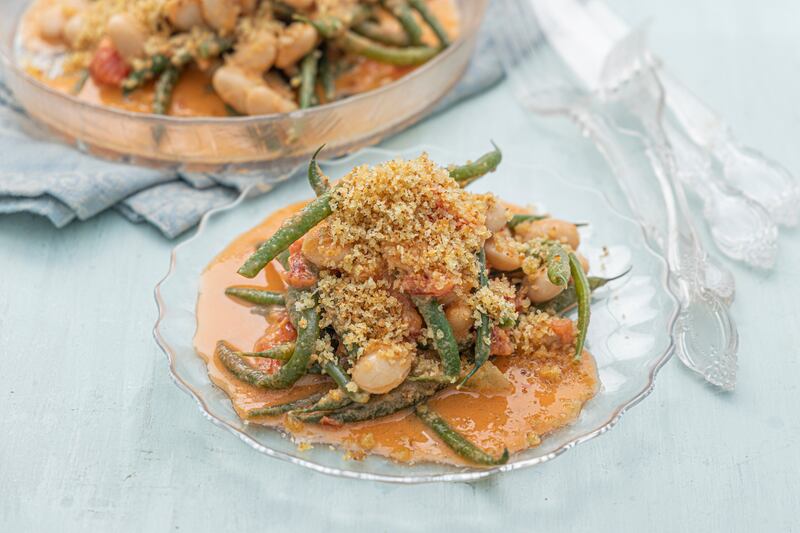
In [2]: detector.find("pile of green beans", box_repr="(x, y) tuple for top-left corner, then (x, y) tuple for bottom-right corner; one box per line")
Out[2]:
(292, 0), (451, 107)
(214, 144), (620, 466)
(116, 2), (449, 115)
(237, 144), (502, 278)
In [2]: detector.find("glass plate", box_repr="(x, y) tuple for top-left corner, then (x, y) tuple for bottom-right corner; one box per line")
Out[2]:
(154, 145), (678, 483)
(0, 0), (486, 171)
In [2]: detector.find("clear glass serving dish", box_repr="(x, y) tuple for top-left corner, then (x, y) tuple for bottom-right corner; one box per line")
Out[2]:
(0, 0), (486, 172)
(154, 145), (678, 483)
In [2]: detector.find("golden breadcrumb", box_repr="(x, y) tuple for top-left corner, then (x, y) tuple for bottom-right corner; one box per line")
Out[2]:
(511, 310), (575, 360)
(329, 154), (491, 294)
(471, 276), (518, 326)
(317, 272), (409, 353)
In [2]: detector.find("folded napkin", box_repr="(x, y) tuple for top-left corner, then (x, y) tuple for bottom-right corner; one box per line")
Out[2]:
(0, 20), (502, 238)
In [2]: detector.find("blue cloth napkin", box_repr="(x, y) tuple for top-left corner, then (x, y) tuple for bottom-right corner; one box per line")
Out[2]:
(0, 23), (501, 238)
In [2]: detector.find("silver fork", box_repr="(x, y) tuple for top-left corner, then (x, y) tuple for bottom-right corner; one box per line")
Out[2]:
(496, 0), (739, 390)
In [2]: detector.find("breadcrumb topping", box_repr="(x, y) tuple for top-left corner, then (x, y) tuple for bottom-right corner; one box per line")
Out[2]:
(312, 334), (335, 365)
(471, 277), (518, 326)
(317, 272), (409, 352)
(329, 154), (491, 294)
(511, 311), (576, 360)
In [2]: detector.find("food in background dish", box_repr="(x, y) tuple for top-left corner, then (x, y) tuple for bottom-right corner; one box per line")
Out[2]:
(195, 145), (624, 466)
(18, 0), (457, 116)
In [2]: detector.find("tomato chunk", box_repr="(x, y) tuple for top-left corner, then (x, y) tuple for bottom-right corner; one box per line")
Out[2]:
(89, 39), (131, 87)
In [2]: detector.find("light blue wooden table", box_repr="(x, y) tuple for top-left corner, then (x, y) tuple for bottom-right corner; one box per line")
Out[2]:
(2, 1), (799, 531)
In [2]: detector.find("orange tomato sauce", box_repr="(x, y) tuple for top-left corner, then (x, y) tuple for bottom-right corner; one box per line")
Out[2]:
(195, 202), (600, 466)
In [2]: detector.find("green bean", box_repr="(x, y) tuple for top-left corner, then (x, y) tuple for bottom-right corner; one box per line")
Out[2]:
(196, 35), (234, 60)
(308, 145), (330, 196)
(338, 31), (438, 66)
(295, 381), (442, 424)
(323, 361), (370, 403)
(246, 391), (327, 417)
(412, 297), (460, 381)
(153, 66), (179, 115)
(408, 0), (451, 47)
(449, 142), (503, 186)
(318, 49), (337, 102)
(414, 403), (509, 465)
(122, 54), (169, 93)
(225, 287), (286, 306)
(218, 256), (319, 389)
(237, 193), (332, 278)
(294, 388), (352, 414)
(458, 249), (491, 388)
(352, 21), (410, 47)
(236, 342), (295, 362)
(381, 0), (423, 45)
(218, 329), (310, 389)
(545, 242), (570, 287)
(296, 3), (372, 34)
(508, 213), (547, 229)
(297, 14), (345, 38)
(300, 12), (437, 66)
(348, 4), (375, 28)
(568, 252), (590, 361)
(299, 49), (321, 109)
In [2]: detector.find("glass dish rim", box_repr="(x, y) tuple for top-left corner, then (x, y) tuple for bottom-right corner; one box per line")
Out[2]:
(0, 1), (482, 126)
(152, 144), (679, 484)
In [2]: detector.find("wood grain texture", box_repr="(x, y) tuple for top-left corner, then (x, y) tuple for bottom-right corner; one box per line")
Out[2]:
(2, 0), (800, 530)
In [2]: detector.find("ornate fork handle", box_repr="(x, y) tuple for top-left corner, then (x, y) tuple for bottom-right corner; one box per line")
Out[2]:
(662, 74), (800, 228)
(569, 101), (739, 390)
(593, 34), (738, 388)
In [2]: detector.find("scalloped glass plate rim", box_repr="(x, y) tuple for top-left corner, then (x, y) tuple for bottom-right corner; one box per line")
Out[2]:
(153, 145), (679, 483)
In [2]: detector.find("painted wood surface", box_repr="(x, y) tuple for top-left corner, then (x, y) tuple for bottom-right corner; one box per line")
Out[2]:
(2, 0), (799, 530)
